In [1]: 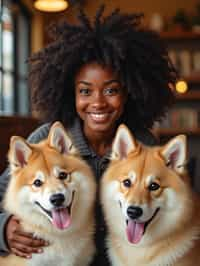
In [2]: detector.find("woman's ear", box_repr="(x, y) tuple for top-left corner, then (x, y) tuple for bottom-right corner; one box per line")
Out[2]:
(123, 86), (128, 105)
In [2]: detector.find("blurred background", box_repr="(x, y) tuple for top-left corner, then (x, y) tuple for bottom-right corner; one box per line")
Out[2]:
(0, 0), (200, 192)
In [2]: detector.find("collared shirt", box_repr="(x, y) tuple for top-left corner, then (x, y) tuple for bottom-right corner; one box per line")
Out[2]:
(69, 119), (111, 265)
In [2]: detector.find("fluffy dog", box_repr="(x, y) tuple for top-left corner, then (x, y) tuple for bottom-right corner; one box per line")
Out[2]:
(101, 124), (200, 266)
(0, 121), (96, 266)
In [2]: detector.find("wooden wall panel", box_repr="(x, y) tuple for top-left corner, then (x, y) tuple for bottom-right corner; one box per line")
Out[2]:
(0, 116), (39, 173)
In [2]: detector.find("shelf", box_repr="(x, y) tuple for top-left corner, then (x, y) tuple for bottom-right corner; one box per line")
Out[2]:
(175, 91), (200, 100)
(156, 30), (200, 137)
(160, 30), (200, 40)
(184, 73), (200, 84)
(153, 128), (200, 136)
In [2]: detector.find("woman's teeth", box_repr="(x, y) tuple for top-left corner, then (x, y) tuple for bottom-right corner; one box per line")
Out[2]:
(90, 113), (109, 121)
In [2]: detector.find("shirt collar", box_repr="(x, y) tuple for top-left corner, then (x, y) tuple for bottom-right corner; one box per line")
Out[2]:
(68, 118), (96, 157)
(68, 118), (111, 161)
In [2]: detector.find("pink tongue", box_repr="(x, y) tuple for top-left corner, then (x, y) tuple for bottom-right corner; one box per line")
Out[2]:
(52, 208), (71, 230)
(126, 220), (145, 244)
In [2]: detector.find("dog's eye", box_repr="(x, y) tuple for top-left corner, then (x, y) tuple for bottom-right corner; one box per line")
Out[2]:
(58, 172), (68, 180)
(123, 179), (132, 188)
(148, 182), (160, 191)
(33, 179), (43, 187)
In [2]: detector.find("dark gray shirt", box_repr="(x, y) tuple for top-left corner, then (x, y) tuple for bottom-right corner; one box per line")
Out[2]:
(0, 118), (157, 265)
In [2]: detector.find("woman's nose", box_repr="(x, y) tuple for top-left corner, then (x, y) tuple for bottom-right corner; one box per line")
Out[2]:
(91, 92), (107, 108)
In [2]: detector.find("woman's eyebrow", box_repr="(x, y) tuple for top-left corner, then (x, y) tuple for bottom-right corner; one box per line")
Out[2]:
(76, 81), (91, 86)
(76, 79), (121, 86)
(103, 79), (121, 86)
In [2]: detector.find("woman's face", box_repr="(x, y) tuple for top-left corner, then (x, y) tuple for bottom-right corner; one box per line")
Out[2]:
(75, 62), (127, 136)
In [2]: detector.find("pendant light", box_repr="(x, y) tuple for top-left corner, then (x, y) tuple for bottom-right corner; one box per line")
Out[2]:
(34, 0), (68, 12)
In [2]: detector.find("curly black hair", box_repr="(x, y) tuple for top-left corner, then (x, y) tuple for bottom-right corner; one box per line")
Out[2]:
(29, 6), (177, 129)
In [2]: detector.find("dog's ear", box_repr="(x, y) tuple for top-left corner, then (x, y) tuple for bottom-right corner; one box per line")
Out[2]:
(160, 135), (187, 174)
(48, 121), (76, 155)
(111, 124), (138, 160)
(8, 136), (33, 169)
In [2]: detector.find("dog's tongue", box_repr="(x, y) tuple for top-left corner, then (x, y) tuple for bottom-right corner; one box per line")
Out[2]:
(52, 208), (71, 230)
(126, 220), (145, 244)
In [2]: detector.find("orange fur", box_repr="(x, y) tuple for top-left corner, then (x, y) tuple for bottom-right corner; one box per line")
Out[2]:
(0, 122), (96, 266)
(101, 124), (200, 266)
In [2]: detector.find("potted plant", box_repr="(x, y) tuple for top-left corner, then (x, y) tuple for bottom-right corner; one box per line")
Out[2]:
(191, 3), (200, 33)
(172, 9), (190, 31)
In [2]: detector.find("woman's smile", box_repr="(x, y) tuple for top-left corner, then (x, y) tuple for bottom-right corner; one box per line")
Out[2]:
(88, 112), (111, 123)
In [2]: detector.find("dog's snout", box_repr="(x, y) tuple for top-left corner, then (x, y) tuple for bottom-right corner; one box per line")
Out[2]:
(127, 206), (143, 219)
(50, 193), (65, 207)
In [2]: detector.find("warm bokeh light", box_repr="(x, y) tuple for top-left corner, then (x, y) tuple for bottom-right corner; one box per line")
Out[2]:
(175, 80), (188, 94)
(34, 0), (68, 12)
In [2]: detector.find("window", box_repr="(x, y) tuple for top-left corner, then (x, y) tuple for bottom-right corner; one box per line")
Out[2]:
(0, 0), (31, 115)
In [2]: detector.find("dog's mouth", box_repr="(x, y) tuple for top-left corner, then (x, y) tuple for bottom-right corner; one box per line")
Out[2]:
(125, 207), (160, 244)
(35, 191), (75, 230)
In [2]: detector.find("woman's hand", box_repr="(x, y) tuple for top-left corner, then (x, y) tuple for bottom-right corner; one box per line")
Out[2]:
(5, 215), (49, 259)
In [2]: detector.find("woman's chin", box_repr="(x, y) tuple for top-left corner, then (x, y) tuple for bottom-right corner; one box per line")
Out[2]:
(86, 122), (114, 135)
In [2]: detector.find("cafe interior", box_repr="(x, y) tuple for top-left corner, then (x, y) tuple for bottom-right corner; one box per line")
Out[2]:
(0, 0), (200, 192)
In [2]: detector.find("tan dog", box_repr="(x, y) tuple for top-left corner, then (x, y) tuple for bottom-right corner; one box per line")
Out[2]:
(101, 124), (200, 266)
(0, 121), (96, 266)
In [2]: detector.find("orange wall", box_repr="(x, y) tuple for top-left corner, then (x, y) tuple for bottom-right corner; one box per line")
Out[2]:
(40, 0), (200, 46)
(83, 0), (199, 18)
(82, 0), (200, 29)
(45, 0), (200, 21)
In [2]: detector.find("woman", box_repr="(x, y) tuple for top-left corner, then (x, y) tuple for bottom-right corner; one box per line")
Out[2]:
(0, 6), (176, 266)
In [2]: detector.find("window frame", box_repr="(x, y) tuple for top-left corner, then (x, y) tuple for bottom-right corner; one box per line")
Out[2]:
(0, 0), (31, 115)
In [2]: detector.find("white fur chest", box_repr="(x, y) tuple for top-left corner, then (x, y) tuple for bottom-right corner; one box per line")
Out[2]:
(28, 252), (71, 266)
(26, 231), (94, 266)
(108, 229), (199, 266)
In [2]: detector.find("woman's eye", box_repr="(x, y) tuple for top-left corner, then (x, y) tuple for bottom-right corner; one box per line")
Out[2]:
(148, 182), (160, 191)
(59, 172), (68, 180)
(79, 88), (90, 95)
(103, 87), (120, 95)
(122, 178), (132, 188)
(33, 179), (43, 187)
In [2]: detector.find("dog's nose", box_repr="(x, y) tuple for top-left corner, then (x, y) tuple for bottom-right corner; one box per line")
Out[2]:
(127, 206), (143, 219)
(50, 193), (65, 207)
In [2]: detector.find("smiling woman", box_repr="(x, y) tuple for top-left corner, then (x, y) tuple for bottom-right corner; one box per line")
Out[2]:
(75, 63), (127, 155)
(0, 5), (177, 266)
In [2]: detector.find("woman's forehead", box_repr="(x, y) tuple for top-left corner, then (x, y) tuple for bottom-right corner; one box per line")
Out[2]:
(75, 62), (121, 82)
